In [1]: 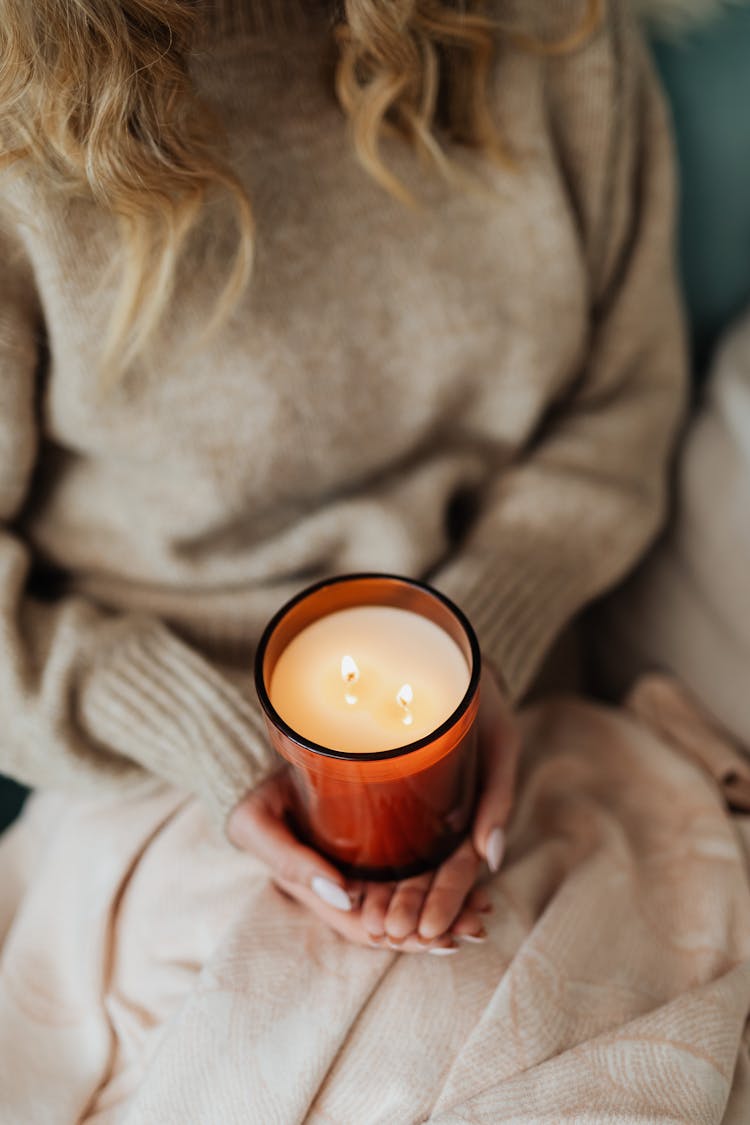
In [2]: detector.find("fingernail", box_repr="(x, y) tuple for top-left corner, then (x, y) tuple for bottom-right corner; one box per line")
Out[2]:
(417, 921), (440, 941)
(486, 827), (505, 873)
(428, 945), (459, 956)
(311, 876), (352, 912)
(457, 930), (487, 944)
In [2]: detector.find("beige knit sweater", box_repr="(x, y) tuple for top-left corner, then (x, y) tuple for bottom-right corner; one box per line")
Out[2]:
(0, 0), (686, 829)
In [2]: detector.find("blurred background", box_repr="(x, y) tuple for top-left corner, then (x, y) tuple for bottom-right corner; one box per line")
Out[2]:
(643, 1), (750, 380)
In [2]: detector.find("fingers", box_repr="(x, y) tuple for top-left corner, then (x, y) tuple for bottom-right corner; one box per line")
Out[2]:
(360, 869), (487, 950)
(472, 665), (521, 871)
(228, 782), (355, 913)
(383, 871), (434, 942)
(450, 884), (493, 941)
(390, 877), (493, 950)
(379, 843), (486, 945)
(273, 864), (493, 954)
(361, 881), (394, 939)
(465, 883), (493, 915)
(273, 876), (458, 953)
(417, 838), (481, 941)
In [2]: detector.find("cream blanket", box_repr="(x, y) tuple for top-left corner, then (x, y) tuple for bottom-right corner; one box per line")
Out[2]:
(2, 678), (750, 1124)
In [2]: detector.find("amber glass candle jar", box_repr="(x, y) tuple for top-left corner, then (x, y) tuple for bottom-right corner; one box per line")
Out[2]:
(254, 573), (481, 880)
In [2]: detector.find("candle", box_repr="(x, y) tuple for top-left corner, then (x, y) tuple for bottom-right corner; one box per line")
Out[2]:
(268, 605), (471, 754)
(255, 574), (481, 880)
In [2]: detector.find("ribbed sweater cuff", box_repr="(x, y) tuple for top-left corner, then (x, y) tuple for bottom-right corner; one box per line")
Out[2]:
(78, 619), (278, 832)
(434, 545), (586, 704)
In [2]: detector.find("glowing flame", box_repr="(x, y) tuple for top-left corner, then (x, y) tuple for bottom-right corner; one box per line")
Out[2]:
(341, 655), (360, 705)
(341, 655), (360, 684)
(397, 683), (414, 725)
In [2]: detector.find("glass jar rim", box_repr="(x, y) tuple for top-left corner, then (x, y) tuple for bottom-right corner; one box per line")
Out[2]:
(254, 572), (482, 763)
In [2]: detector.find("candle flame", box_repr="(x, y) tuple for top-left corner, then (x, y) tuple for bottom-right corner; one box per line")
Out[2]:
(397, 683), (414, 725)
(341, 654), (360, 685)
(397, 683), (414, 706)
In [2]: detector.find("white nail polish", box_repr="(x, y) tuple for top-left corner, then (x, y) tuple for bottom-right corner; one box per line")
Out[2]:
(428, 946), (459, 956)
(486, 827), (505, 873)
(457, 933), (487, 944)
(311, 876), (352, 912)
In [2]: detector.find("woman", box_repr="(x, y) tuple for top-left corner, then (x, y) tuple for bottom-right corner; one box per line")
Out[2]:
(0, 0), (683, 970)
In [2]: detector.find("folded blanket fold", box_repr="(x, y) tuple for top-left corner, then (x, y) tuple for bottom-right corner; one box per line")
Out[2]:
(628, 673), (750, 810)
(2, 684), (750, 1123)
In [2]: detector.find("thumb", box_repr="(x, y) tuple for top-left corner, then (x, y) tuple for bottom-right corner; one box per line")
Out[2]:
(471, 667), (521, 873)
(228, 791), (356, 913)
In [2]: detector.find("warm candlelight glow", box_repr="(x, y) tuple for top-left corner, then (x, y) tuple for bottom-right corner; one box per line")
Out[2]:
(268, 605), (470, 754)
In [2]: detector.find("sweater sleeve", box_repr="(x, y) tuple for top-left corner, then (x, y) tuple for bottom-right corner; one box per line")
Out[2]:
(432, 10), (688, 703)
(0, 226), (277, 827)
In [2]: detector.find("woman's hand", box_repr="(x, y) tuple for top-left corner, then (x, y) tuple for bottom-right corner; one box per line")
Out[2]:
(228, 660), (520, 952)
(469, 659), (521, 880)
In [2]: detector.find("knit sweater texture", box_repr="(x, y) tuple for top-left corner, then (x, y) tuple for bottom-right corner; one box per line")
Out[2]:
(0, 0), (687, 829)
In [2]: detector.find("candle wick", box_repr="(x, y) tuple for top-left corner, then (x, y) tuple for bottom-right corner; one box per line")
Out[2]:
(342, 655), (360, 705)
(397, 683), (414, 725)
(341, 654), (360, 685)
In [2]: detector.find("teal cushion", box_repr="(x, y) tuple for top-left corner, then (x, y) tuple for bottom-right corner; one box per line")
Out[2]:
(650, 9), (750, 376)
(0, 777), (27, 834)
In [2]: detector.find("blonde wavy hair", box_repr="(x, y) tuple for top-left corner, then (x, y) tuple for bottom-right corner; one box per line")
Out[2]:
(0, 0), (600, 378)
